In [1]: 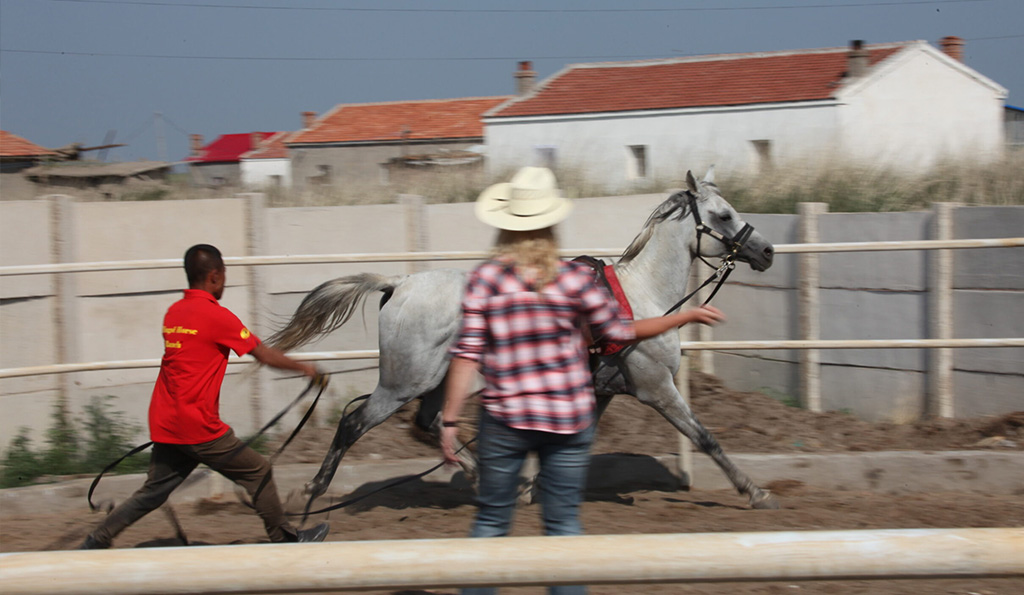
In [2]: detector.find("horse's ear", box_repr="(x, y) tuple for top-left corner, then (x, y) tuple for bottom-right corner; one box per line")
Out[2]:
(703, 165), (716, 185)
(685, 170), (698, 193)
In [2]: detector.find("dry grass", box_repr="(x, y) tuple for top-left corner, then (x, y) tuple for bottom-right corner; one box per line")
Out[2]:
(718, 152), (1024, 213)
(54, 152), (1024, 213)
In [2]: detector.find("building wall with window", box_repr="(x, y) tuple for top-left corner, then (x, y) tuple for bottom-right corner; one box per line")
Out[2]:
(485, 103), (839, 192)
(289, 141), (479, 191)
(483, 39), (1006, 192)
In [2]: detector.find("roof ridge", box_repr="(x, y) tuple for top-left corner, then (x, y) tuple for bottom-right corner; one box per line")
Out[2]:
(565, 40), (915, 70)
(331, 95), (513, 110)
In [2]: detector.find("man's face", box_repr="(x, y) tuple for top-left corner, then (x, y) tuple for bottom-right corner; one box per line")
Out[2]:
(210, 267), (226, 300)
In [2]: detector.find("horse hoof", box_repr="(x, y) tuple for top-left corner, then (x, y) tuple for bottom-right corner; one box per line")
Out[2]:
(749, 490), (780, 510)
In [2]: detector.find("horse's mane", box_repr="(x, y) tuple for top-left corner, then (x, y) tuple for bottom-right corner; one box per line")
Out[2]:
(619, 191), (693, 264)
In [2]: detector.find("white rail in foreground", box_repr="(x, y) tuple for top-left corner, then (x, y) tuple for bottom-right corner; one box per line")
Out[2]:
(1, 528), (1020, 594)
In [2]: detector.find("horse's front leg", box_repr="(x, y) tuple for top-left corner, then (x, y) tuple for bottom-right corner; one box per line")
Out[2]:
(628, 352), (780, 510)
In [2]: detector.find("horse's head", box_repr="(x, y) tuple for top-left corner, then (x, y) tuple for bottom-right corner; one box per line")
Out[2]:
(685, 167), (774, 272)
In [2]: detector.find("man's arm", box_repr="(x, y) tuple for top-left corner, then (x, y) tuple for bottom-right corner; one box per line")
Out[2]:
(250, 343), (319, 378)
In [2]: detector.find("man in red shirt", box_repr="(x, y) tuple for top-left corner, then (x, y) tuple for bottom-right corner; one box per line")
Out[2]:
(80, 244), (328, 548)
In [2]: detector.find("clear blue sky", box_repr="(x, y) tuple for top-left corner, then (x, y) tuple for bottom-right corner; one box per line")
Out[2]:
(2, 0), (1021, 164)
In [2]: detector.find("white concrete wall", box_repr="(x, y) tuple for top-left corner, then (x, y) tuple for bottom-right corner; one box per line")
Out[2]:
(838, 46), (1006, 169)
(1, 196), (1021, 448)
(241, 158), (291, 189)
(486, 46), (1006, 189)
(486, 103), (840, 190)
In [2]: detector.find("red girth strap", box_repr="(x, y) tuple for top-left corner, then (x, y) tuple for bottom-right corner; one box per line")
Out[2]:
(599, 265), (634, 356)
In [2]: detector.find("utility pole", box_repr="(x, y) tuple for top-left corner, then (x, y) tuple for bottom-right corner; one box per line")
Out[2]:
(154, 111), (168, 162)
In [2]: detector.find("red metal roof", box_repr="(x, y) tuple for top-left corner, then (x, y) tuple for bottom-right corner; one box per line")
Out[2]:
(241, 131), (290, 160)
(186, 132), (275, 163)
(288, 97), (511, 145)
(0, 130), (57, 158)
(490, 44), (904, 118)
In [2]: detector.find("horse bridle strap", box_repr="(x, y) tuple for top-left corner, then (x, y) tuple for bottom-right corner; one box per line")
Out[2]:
(653, 191), (756, 315)
(686, 191), (754, 270)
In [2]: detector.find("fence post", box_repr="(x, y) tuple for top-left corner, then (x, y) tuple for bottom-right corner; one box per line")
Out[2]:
(798, 202), (826, 412)
(929, 202), (957, 418)
(674, 345), (693, 489)
(50, 194), (80, 413)
(675, 264), (708, 487)
(399, 194), (428, 274)
(243, 192), (269, 430)
(688, 262), (715, 374)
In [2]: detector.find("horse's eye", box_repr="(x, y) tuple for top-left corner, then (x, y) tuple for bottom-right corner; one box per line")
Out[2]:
(719, 213), (733, 222)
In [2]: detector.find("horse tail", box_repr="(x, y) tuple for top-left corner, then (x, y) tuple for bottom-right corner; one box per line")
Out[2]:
(267, 273), (402, 352)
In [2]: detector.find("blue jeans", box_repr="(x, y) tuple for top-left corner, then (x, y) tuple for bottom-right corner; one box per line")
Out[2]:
(463, 409), (594, 595)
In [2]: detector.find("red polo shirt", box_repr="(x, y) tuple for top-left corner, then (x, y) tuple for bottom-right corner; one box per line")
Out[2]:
(148, 289), (261, 444)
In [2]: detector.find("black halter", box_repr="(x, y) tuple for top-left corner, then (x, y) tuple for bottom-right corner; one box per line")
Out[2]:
(659, 190), (756, 314)
(686, 191), (755, 272)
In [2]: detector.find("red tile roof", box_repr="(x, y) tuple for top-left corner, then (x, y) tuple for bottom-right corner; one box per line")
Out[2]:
(288, 97), (511, 145)
(489, 44), (905, 118)
(241, 131), (290, 160)
(186, 132), (275, 163)
(0, 130), (57, 158)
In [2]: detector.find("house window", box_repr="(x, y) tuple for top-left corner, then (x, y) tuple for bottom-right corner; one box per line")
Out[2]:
(751, 140), (773, 172)
(309, 164), (332, 186)
(535, 146), (557, 170)
(211, 176), (227, 187)
(628, 145), (648, 179)
(269, 175), (282, 187)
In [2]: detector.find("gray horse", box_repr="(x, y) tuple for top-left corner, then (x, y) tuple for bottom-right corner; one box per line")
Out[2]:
(270, 168), (779, 509)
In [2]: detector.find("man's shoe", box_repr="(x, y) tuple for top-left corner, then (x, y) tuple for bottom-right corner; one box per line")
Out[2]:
(296, 522), (329, 543)
(78, 535), (110, 550)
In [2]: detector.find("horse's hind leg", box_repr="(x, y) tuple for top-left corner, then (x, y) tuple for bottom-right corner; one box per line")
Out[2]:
(304, 387), (419, 500)
(631, 365), (779, 510)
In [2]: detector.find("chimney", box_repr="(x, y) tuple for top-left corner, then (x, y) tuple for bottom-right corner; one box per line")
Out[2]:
(189, 134), (204, 156)
(302, 111), (316, 129)
(514, 61), (536, 96)
(940, 36), (964, 62)
(250, 132), (263, 150)
(847, 40), (869, 78)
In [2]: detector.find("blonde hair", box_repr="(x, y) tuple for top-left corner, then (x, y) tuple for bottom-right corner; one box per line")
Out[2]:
(493, 227), (561, 288)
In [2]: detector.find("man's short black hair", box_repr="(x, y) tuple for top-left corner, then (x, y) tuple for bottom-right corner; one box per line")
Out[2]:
(183, 244), (224, 286)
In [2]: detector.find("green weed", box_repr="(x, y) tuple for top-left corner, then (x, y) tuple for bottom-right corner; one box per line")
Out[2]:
(0, 396), (147, 488)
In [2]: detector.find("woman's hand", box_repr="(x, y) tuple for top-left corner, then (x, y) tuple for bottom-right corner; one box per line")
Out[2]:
(687, 305), (726, 326)
(441, 425), (460, 465)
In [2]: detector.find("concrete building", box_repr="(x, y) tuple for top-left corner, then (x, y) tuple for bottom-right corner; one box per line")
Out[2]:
(186, 131), (276, 188)
(1006, 105), (1024, 150)
(0, 131), (58, 200)
(286, 97), (510, 192)
(240, 131), (292, 189)
(484, 37), (1008, 191)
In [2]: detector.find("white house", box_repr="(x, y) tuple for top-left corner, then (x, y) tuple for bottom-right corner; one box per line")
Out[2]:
(484, 37), (1008, 190)
(240, 131), (292, 189)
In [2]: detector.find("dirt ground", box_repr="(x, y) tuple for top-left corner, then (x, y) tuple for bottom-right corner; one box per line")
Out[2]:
(3, 372), (1023, 595)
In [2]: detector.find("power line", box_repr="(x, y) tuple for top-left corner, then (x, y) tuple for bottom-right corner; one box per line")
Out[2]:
(0, 48), (671, 62)
(44, 0), (997, 13)
(4, 34), (1021, 63)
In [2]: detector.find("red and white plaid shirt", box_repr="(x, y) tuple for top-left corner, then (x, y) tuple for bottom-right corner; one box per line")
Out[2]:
(450, 259), (635, 434)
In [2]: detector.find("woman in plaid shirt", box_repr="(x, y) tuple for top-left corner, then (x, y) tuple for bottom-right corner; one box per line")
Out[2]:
(441, 167), (723, 595)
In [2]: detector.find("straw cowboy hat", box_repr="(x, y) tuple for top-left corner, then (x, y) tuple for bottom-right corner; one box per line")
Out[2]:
(475, 166), (573, 231)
